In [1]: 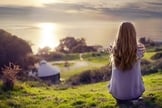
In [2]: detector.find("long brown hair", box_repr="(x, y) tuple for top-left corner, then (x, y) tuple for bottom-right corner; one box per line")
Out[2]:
(112, 22), (137, 71)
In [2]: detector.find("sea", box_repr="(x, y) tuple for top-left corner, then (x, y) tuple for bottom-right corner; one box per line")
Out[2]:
(0, 19), (162, 53)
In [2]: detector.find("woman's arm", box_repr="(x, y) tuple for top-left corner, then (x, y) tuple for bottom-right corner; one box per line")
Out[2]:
(137, 43), (146, 59)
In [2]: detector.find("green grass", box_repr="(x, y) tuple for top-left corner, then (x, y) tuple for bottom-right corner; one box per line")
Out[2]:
(0, 72), (162, 108)
(50, 53), (109, 80)
(0, 51), (161, 108)
(60, 61), (107, 80)
(82, 52), (109, 63)
(83, 55), (109, 64)
(51, 51), (158, 81)
(143, 52), (156, 61)
(51, 62), (75, 68)
(144, 51), (162, 61)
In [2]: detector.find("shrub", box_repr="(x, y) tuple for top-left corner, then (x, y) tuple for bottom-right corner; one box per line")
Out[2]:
(68, 58), (162, 85)
(79, 70), (92, 84)
(52, 52), (65, 60)
(2, 63), (21, 91)
(151, 52), (162, 60)
(154, 58), (162, 71)
(141, 59), (162, 75)
(67, 65), (111, 85)
(0, 29), (32, 73)
(91, 52), (101, 57)
(141, 59), (151, 65)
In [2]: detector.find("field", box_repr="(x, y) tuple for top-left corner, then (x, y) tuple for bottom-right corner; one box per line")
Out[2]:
(0, 72), (162, 108)
(0, 51), (162, 108)
(50, 52), (109, 80)
(51, 52), (158, 80)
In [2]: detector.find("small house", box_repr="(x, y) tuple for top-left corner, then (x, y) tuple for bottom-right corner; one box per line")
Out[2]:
(37, 60), (60, 84)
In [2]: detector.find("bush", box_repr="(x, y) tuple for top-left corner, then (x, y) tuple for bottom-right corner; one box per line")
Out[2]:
(63, 53), (79, 60)
(79, 70), (92, 84)
(0, 29), (32, 73)
(151, 52), (162, 60)
(67, 58), (162, 85)
(141, 59), (162, 75)
(67, 65), (111, 85)
(91, 52), (101, 57)
(141, 59), (151, 65)
(52, 52), (65, 60)
(2, 63), (21, 91)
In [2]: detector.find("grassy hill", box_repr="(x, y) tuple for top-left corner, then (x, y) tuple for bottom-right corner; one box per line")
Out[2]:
(51, 51), (160, 81)
(0, 51), (162, 108)
(51, 52), (109, 80)
(0, 72), (162, 108)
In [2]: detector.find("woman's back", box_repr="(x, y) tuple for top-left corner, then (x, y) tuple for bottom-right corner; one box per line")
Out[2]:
(109, 45), (145, 100)
(108, 22), (145, 100)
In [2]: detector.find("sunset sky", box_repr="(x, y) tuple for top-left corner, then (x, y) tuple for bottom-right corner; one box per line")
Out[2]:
(0, 0), (162, 53)
(0, 0), (162, 22)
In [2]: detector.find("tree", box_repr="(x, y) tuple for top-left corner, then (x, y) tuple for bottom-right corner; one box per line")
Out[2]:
(37, 47), (51, 55)
(56, 37), (93, 53)
(0, 29), (33, 74)
(56, 37), (79, 53)
(139, 37), (146, 44)
(139, 37), (155, 47)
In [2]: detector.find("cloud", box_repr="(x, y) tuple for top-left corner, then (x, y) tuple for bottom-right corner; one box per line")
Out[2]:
(98, 2), (162, 20)
(0, 1), (162, 22)
(0, 3), (100, 22)
(146, 1), (162, 6)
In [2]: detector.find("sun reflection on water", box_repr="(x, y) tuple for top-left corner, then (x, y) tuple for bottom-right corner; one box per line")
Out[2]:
(38, 22), (59, 49)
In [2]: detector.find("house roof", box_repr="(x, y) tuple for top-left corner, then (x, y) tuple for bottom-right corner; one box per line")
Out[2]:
(38, 60), (60, 77)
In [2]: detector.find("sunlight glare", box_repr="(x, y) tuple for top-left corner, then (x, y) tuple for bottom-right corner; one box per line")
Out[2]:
(40, 0), (61, 4)
(38, 23), (59, 49)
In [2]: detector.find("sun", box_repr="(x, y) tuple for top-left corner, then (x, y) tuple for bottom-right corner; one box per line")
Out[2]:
(38, 23), (59, 49)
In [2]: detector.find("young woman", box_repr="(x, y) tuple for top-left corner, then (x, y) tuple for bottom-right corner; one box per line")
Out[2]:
(108, 22), (145, 104)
